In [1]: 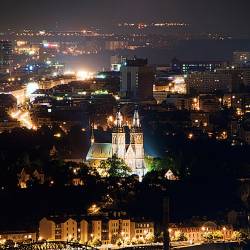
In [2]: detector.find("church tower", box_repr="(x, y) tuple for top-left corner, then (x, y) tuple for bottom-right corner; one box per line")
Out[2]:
(112, 108), (126, 159)
(130, 108), (145, 177)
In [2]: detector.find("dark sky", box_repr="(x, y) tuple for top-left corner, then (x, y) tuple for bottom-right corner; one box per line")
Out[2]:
(0, 0), (250, 35)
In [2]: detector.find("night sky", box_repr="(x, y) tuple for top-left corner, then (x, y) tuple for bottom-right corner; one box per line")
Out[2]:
(0, 0), (250, 35)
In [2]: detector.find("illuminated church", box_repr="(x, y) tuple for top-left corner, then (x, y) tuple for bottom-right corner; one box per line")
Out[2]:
(86, 108), (146, 178)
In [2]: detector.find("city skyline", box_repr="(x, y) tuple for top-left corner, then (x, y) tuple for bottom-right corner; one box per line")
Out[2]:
(0, 0), (249, 36)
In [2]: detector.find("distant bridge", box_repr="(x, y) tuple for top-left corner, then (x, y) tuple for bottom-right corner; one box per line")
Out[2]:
(0, 241), (97, 250)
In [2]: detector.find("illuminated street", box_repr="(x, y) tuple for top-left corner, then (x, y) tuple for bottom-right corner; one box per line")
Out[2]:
(10, 109), (36, 130)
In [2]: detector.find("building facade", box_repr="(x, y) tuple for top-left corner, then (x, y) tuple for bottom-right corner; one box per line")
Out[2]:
(39, 217), (78, 242)
(120, 58), (155, 101)
(186, 71), (233, 94)
(171, 58), (226, 74)
(0, 231), (36, 244)
(39, 217), (154, 245)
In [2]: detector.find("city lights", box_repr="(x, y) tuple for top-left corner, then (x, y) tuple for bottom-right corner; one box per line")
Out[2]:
(10, 110), (37, 130)
(54, 133), (62, 138)
(0, 2), (250, 248)
(26, 82), (39, 97)
(76, 70), (93, 80)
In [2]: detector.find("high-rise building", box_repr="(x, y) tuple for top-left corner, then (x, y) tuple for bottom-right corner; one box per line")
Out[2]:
(110, 55), (126, 71)
(120, 58), (155, 101)
(0, 41), (12, 74)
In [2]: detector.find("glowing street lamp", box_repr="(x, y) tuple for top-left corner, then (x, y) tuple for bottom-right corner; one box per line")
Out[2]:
(222, 227), (226, 241)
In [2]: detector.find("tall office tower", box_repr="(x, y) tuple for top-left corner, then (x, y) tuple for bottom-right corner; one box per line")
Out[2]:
(110, 55), (126, 71)
(0, 41), (12, 75)
(120, 57), (155, 101)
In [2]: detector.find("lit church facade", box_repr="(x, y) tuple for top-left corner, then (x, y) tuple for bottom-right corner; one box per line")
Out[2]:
(86, 108), (146, 178)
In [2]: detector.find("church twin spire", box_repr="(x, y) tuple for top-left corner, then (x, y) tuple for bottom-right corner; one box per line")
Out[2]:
(131, 108), (142, 133)
(113, 106), (141, 131)
(91, 106), (141, 144)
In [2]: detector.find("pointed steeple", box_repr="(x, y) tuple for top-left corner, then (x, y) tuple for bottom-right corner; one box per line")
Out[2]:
(113, 106), (124, 132)
(112, 106), (126, 158)
(132, 108), (141, 128)
(131, 106), (142, 132)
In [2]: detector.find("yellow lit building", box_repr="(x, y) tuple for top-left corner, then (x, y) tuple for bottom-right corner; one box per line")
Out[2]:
(108, 219), (131, 242)
(39, 217), (155, 245)
(91, 220), (102, 241)
(169, 222), (233, 243)
(39, 217), (55, 241)
(39, 217), (77, 241)
(79, 219), (88, 243)
(131, 222), (154, 239)
(0, 231), (36, 243)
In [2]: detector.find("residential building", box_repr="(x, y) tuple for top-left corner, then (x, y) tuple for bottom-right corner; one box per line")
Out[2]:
(186, 71), (233, 94)
(39, 217), (77, 241)
(79, 220), (88, 243)
(108, 219), (131, 243)
(165, 95), (191, 110)
(130, 222), (154, 239)
(39, 217), (154, 245)
(169, 222), (233, 243)
(0, 231), (36, 243)
(199, 95), (221, 112)
(39, 218), (55, 241)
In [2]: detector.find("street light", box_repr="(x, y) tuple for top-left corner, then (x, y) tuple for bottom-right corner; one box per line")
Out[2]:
(121, 231), (125, 247)
(222, 227), (226, 241)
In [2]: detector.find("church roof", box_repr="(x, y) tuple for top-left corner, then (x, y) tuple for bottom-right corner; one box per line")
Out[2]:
(86, 143), (112, 161)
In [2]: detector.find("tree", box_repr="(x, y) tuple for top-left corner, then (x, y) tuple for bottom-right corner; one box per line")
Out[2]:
(4, 239), (15, 247)
(231, 231), (243, 241)
(145, 155), (181, 176)
(90, 238), (102, 247)
(212, 231), (223, 240)
(137, 237), (145, 244)
(131, 237), (138, 245)
(202, 232), (213, 241)
(145, 233), (155, 243)
(174, 231), (187, 242)
(116, 238), (123, 247)
(99, 155), (132, 177)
